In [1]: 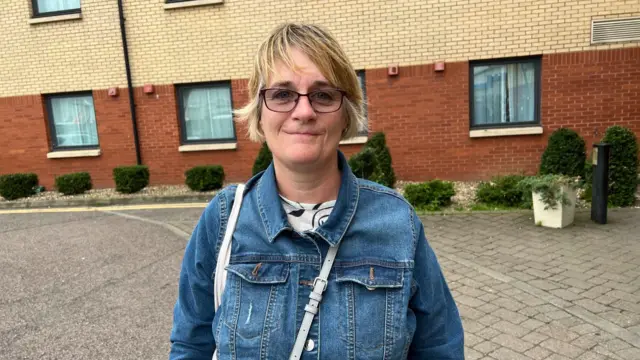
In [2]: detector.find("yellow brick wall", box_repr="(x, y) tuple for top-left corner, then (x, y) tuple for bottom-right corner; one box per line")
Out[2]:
(0, 0), (127, 97)
(2, 0), (639, 97)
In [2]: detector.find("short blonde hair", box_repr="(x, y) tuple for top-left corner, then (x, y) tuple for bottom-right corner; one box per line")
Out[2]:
(235, 23), (366, 142)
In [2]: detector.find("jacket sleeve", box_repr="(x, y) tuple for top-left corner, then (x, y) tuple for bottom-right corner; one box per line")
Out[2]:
(169, 194), (225, 359)
(408, 215), (465, 359)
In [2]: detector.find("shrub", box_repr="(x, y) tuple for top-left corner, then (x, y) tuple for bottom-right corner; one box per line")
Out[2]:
(113, 165), (149, 194)
(365, 132), (396, 188)
(602, 126), (639, 207)
(55, 172), (92, 195)
(348, 147), (377, 180)
(581, 161), (593, 201)
(185, 165), (225, 192)
(475, 175), (530, 208)
(518, 174), (579, 210)
(0, 173), (39, 200)
(539, 128), (586, 177)
(252, 143), (273, 176)
(404, 180), (456, 211)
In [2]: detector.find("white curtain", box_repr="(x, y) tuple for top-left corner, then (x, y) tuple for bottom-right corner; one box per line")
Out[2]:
(51, 95), (98, 147)
(183, 87), (234, 141)
(357, 71), (368, 134)
(473, 62), (535, 125)
(37, 0), (80, 12)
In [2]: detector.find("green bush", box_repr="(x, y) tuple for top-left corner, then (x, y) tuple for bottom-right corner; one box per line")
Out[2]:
(185, 165), (225, 192)
(252, 143), (273, 176)
(348, 147), (377, 180)
(349, 132), (396, 188)
(475, 175), (530, 208)
(0, 173), (39, 200)
(602, 126), (639, 207)
(581, 161), (593, 202)
(404, 180), (455, 211)
(55, 172), (92, 195)
(539, 128), (586, 177)
(113, 165), (149, 194)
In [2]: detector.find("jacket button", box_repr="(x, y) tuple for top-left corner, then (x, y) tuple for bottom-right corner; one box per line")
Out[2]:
(305, 339), (315, 351)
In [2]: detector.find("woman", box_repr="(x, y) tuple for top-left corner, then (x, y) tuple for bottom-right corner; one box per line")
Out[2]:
(169, 23), (464, 359)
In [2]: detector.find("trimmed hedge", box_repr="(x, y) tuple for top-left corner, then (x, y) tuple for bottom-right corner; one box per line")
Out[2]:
(539, 128), (586, 177)
(0, 173), (39, 200)
(602, 126), (639, 207)
(475, 175), (530, 208)
(55, 172), (92, 195)
(252, 143), (273, 175)
(185, 165), (225, 192)
(404, 180), (455, 211)
(113, 165), (149, 194)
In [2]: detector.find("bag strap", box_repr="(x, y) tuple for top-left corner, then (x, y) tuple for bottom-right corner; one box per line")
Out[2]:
(289, 244), (340, 359)
(214, 184), (245, 311)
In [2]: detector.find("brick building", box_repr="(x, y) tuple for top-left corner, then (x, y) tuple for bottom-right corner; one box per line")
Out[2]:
(1, 0), (639, 189)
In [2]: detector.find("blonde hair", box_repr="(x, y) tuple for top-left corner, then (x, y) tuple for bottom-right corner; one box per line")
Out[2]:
(235, 23), (366, 142)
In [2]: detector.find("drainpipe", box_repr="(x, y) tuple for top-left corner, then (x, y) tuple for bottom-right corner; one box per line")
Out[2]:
(117, 0), (142, 165)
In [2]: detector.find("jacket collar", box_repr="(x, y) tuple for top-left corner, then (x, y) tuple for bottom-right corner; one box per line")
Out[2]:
(254, 150), (359, 246)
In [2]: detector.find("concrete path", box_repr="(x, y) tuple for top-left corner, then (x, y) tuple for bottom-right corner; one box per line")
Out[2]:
(0, 205), (638, 359)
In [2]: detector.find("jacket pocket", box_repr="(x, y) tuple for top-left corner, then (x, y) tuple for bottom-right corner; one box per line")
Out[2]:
(223, 262), (290, 342)
(336, 264), (406, 359)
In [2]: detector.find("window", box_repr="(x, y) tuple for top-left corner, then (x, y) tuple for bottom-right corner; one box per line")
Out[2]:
(356, 70), (368, 135)
(177, 82), (235, 144)
(32, 0), (81, 17)
(45, 92), (99, 150)
(470, 57), (541, 128)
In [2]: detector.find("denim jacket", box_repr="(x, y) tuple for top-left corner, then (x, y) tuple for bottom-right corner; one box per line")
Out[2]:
(169, 151), (464, 359)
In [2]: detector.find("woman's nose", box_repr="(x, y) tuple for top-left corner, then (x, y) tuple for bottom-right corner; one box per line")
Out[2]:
(291, 95), (316, 121)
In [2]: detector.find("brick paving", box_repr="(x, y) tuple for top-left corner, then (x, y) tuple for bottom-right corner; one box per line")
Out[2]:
(424, 208), (640, 360)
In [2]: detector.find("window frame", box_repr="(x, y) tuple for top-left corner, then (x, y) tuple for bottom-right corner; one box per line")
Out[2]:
(176, 81), (237, 145)
(165, 0), (196, 3)
(45, 91), (100, 151)
(356, 69), (368, 136)
(31, 0), (81, 18)
(469, 56), (542, 130)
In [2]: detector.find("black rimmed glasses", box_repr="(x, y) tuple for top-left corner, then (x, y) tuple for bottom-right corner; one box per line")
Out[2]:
(260, 88), (346, 113)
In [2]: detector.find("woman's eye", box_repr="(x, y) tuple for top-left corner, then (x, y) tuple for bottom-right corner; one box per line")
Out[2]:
(272, 90), (294, 100)
(312, 91), (334, 101)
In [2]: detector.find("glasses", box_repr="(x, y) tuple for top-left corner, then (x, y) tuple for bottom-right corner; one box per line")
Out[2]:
(260, 88), (346, 113)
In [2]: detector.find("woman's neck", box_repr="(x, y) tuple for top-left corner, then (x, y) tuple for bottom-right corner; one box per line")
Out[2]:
(273, 157), (341, 204)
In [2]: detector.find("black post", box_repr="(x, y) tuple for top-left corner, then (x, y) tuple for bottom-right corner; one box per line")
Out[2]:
(591, 143), (610, 224)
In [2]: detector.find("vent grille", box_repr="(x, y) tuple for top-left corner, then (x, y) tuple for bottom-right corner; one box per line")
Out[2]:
(592, 17), (640, 44)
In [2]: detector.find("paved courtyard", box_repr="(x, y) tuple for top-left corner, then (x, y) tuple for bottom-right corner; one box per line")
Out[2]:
(0, 205), (638, 359)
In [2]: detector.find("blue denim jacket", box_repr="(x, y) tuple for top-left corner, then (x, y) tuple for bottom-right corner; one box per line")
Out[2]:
(169, 151), (464, 359)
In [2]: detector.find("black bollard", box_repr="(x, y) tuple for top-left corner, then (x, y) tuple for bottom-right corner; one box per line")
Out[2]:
(591, 143), (610, 224)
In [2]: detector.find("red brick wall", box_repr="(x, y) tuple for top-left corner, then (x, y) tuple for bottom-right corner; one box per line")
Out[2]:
(0, 90), (135, 189)
(365, 47), (640, 181)
(1, 48), (638, 189)
(134, 80), (261, 186)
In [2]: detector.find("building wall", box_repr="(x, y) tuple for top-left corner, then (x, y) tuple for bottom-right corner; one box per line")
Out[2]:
(2, 0), (639, 96)
(1, 0), (126, 97)
(1, 48), (638, 189)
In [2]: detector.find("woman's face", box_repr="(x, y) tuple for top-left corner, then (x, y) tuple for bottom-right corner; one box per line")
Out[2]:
(260, 48), (346, 170)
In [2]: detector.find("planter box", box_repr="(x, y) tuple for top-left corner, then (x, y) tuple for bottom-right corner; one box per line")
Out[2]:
(532, 185), (577, 228)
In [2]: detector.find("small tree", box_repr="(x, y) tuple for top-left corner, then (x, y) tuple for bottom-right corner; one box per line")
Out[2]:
(539, 128), (586, 177)
(252, 143), (273, 175)
(55, 172), (92, 195)
(348, 148), (377, 180)
(364, 132), (396, 188)
(602, 126), (639, 207)
(0, 173), (39, 200)
(113, 165), (149, 194)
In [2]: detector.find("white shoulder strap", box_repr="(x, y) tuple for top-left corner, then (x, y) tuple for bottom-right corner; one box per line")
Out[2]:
(289, 244), (340, 359)
(214, 184), (245, 311)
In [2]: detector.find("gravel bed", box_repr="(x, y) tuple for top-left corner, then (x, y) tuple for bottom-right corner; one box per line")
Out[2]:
(0, 185), (223, 203)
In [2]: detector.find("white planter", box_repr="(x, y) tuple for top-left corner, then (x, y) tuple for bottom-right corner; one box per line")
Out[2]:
(532, 185), (577, 228)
